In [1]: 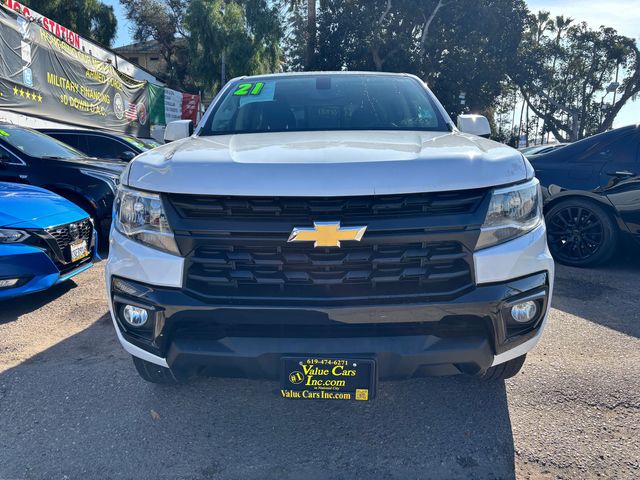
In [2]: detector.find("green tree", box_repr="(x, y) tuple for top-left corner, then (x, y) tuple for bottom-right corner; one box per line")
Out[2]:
(185, 0), (283, 94)
(284, 0), (318, 70)
(293, 0), (528, 117)
(22, 0), (117, 46)
(513, 12), (640, 141)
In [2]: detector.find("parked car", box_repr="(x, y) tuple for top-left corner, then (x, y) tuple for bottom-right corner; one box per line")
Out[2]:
(0, 182), (96, 300)
(39, 128), (162, 162)
(0, 124), (125, 240)
(107, 72), (554, 389)
(519, 143), (567, 157)
(531, 125), (640, 266)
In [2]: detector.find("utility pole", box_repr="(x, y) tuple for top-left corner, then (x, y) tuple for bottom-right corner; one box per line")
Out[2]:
(220, 2), (226, 86)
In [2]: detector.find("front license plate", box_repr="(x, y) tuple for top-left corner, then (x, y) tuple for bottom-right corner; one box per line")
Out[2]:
(280, 357), (376, 401)
(70, 240), (89, 262)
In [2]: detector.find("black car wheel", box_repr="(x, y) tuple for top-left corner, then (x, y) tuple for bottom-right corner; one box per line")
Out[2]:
(545, 198), (618, 267)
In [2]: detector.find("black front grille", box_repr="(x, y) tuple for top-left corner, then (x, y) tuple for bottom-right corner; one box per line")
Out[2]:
(187, 241), (472, 302)
(46, 219), (93, 263)
(165, 190), (488, 305)
(169, 189), (487, 221)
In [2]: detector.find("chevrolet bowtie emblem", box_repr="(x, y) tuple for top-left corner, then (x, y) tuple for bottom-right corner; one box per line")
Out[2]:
(288, 221), (367, 248)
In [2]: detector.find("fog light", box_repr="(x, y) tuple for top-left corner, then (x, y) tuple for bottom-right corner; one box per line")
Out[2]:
(122, 305), (149, 327)
(510, 301), (538, 323)
(0, 278), (19, 288)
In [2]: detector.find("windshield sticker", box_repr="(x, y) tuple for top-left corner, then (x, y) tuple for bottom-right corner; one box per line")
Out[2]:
(123, 136), (145, 148)
(0, 129), (9, 137)
(233, 82), (265, 96)
(238, 81), (275, 106)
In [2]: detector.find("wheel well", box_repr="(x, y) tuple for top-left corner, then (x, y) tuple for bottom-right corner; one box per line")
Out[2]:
(545, 194), (614, 215)
(47, 188), (96, 217)
(544, 193), (623, 230)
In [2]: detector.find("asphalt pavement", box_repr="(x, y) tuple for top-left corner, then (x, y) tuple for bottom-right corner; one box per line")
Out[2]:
(0, 246), (638, 480)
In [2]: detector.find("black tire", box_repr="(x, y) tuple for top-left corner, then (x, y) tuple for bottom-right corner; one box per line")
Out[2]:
(545, 198), (618, 267)
(132, 356), (181, 384)
(476, 354), (526, 381)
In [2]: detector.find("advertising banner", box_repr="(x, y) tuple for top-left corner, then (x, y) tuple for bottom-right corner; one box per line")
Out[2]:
(148, 84), (184, 125)
(182, 93), (199, 124)
(0, 5), (150, 136)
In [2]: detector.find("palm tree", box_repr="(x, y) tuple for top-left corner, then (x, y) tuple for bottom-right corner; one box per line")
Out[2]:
(541, 15), (573, 142)
(287, 0), (317, 70)
(533, 11), (553, 45)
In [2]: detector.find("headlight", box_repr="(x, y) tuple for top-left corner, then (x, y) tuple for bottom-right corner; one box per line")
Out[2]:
(113, 186), (179, 254)
(0, 228), (29, 243)
(477, 178), (542, 249)
(81, 169), (121, 192)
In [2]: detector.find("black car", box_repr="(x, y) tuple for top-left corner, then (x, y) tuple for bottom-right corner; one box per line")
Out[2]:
(531, 125), (640, 267)
(38, 128), (162, 162)
(0, 124), (125, 240)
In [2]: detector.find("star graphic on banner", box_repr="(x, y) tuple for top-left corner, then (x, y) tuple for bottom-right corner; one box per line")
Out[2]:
(37, 93), (42, 103)
(19, 88), (25, 97)
(26, 91), (32, 100)
(13, 86), (18, 96)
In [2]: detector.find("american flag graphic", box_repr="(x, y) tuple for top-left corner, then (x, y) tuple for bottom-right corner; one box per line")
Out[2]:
(125, 102), (138, 121)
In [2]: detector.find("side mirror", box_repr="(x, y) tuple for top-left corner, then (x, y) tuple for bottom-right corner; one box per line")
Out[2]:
(119, 151), (136, 162)
(457, 114), (491, 138)
(164, 120), (193, 143)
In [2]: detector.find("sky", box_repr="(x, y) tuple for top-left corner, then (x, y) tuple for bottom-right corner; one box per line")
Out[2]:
(104, 0), (639, 128)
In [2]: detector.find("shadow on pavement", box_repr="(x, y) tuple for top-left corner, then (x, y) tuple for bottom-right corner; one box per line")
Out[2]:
(552, 243), (640, 338)
(0, 319), (516, 480)
(0, 280), (77, 325)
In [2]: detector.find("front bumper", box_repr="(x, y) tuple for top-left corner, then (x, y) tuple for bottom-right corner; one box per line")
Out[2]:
(110, 271), (549, 379)
(107, 224), (554, 379)
(0, 233), (97, 300)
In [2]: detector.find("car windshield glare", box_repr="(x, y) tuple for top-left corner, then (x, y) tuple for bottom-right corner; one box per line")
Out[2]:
(201, 74), (449, 136)
(0, 125), (84, 159)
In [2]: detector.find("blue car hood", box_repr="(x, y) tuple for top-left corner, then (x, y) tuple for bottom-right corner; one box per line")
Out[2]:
(0, 182), (89, 229)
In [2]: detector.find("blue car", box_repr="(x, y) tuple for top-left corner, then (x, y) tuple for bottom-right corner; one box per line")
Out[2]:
(0, 182), (97, 300)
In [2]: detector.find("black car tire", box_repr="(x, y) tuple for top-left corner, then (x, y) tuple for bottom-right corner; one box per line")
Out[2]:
(132, 356), (182, 384)
(476, 354), (526, 381)
(545, 198), (618, 267)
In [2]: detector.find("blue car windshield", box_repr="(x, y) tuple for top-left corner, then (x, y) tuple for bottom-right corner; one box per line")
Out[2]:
(201, 74), (449, 135)
(0, 125), (84, 159)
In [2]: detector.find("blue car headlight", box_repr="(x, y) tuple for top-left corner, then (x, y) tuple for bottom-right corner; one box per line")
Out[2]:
(0, 228), (29, 243)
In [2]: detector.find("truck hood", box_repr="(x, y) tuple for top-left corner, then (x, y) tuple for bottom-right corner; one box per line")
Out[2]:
(0, 182), (88, 229)
(125, 131), (528, 196)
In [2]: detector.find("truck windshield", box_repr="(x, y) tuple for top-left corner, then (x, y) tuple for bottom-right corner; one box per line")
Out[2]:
(200, 74), (450, 136)
(0, 125), (84, 159)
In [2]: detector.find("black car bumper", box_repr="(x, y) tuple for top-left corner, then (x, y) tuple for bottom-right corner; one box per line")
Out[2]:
(110, 272), (550, 379)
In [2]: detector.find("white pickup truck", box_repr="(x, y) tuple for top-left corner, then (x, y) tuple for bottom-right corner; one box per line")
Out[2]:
(106, 72), (553, 400)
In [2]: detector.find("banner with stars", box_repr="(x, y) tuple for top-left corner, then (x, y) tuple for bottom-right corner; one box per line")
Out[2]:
(0, 5), (150, 137)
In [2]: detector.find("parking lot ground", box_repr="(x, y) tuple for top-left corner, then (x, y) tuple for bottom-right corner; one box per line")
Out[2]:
(0, 247), (639, 480)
